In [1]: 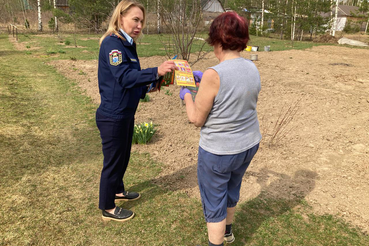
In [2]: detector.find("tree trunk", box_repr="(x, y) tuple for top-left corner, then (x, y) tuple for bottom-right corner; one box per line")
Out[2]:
(147, 0), (149, 34)
(18, 0), (27, 25)
(261, 0), (264, 31)
(330, 0), (333, 35)
(281, 0), (289, 40)
(53, 0), (58, 32)
(37, 0), (42, 32)
(332, 0), (339, 36)
(157, 0), (161, 34)
(292, 4), (296, 42)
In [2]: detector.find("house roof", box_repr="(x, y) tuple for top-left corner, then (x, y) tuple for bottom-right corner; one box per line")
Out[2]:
(201, 0), (225, 13)
(321, 5), (366, 18)
(338, 5), (363, 16)
(55, 0), (68, 7)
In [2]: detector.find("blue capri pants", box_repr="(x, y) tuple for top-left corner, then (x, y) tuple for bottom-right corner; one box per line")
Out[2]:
(197, 143), (259, 223)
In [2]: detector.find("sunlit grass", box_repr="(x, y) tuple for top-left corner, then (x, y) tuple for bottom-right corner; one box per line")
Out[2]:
(14, 31), (342, 64)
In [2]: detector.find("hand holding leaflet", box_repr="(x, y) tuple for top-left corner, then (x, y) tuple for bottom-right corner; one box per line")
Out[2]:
(179, 87), (191, 100)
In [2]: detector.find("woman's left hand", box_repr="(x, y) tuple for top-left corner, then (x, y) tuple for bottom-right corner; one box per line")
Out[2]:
(179, 87), (191, 100)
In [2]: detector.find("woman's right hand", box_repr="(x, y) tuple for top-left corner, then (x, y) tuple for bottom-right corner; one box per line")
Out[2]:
(157, 61), (177, 76)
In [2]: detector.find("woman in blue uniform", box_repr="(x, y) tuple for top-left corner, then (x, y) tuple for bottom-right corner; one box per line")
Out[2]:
(96, 0), (176, 222)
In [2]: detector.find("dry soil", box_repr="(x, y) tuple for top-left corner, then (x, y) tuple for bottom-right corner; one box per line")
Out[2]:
(44, 44), (369, 234)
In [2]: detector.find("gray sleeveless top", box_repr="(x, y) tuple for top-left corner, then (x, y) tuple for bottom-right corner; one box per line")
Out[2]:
(199, 57), (262, 155)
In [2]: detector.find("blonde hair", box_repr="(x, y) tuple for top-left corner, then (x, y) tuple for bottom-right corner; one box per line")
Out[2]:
(99, 0), (146, 45)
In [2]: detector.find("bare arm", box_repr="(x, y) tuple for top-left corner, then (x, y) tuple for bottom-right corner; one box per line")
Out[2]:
(183, 69), (220, 127)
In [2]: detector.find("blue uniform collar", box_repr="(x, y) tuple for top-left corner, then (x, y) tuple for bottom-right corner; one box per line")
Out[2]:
(119, 29), (133, 45)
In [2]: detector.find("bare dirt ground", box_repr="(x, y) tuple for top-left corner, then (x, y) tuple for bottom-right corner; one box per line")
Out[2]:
(42, 43), (369, 234)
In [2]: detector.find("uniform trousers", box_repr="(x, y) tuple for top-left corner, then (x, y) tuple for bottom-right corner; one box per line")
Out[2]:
(96, 111), (134, 210)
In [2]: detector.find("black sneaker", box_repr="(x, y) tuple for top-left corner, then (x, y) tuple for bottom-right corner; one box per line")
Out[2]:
(224, 232), (235, 243)
(115, 191), (140, 201)
(102, 207), (134, 222)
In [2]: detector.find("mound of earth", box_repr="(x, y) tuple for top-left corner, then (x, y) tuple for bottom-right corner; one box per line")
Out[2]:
(313, 34), (339, 43)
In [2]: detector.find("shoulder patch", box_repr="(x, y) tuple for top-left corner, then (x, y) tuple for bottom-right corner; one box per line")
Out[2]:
(109, 50), (122, 66)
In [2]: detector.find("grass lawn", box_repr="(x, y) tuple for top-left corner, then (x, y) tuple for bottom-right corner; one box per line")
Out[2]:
(1, 32), (368, 245)
(14, 31), (337, 62)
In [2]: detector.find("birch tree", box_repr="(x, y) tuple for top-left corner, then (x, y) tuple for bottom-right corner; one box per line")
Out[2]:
(332, 0), (339, 36)
(157, 0), (161, 33)
(329, 0), (333, 35)
(53, 0), (58, 32)
(37, 0), (42, 31)
(291, 0), (296, 41)
(261, 0), (265, 31)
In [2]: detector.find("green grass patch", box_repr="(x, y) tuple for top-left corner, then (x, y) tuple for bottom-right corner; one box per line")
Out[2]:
(0, 33), (207, 246)
(17, 33), (100, 61)
(247, 36), (326, 51)
(233, 196), (368, 245)
(140, 94), (150, 102)
(14, 32), (346, 64)
(1, 33), (368, 246)
(164, 89), (173, 96)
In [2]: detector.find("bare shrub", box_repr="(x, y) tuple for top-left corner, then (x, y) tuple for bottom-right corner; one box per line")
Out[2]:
(261, 98), (302, 147)
(159, 0), (209, 64)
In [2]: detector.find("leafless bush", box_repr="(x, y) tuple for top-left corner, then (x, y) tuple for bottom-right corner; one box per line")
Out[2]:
(160, 0), (208, 64)
(261, 98), (302, 147)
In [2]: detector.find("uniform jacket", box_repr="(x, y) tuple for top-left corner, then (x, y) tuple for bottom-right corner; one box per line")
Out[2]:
(97, 32), (160, 119)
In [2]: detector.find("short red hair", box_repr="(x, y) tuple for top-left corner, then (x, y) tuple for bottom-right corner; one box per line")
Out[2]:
(206, 12), (249, 51)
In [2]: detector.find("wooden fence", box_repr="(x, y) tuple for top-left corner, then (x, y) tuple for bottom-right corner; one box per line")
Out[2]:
(8, 24), (18, 41)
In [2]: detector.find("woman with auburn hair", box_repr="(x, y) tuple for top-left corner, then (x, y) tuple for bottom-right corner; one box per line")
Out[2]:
(180, 12), (262, 245)
(96, 0), (176, 222)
